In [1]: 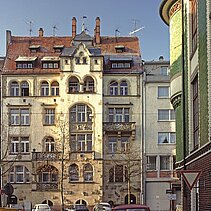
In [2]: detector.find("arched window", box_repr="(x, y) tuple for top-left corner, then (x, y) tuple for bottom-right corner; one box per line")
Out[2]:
(21, 81), (29, 96)
(120, 80), (128, 95)
(51, 81), (59, 96)
(10, 81), (19, 96)
(44, 137), (55, 152)
(75, 200), (87, 206)
(37, 165), (58, 183)
(84, 76), (94, 92)
(9, 165), (30, 183)
(83, 163), (93, 182)
(41, 81), (49, 96)
(69, 77), (79, 93)
(69, 164), (79, 182)
(110, 81), (118, 95)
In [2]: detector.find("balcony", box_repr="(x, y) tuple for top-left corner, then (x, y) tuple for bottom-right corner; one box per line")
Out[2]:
(32, 152), (61, 161)
(70, 122), (92, 132)
(35, 182), (59, 191)
(103, 122), (136, 132)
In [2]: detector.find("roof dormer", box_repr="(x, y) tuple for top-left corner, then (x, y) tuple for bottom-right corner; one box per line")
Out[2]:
(29, 45), (40, 53)
(115, 45), (125, 53)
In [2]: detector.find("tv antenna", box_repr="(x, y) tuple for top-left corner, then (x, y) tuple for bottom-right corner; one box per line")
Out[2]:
(129, 27), (145, 36)
(115, 28), (120, 37)
(52, 25), (59, 36)
(81, 16), (87, 31)
(24, 19), (34, 36)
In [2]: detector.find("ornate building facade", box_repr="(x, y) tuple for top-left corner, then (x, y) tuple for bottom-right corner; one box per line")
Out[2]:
(0, 18), (143, 210)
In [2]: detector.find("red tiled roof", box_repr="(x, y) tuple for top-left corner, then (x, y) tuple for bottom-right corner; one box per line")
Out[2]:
(100, 36), (140, 54)
(3, 36), (72, 74)
(3, 35), (141, 74)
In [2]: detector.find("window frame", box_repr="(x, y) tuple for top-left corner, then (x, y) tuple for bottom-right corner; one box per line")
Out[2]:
(44, 108), (55, 125)
(10, 108), (30, 126)
(158, 86), (169, 98)
(158, 109), (175, 121)
(158, 132), (176, 144)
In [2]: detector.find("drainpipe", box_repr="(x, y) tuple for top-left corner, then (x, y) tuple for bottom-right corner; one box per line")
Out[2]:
(141, 62), (146, 204)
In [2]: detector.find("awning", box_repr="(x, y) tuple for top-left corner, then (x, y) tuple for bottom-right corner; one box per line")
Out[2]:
(15, 56), (37, 62)
(41, 56), (60, 61)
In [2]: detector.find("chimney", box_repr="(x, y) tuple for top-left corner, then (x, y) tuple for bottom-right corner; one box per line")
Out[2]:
(6, 30), (12, 49)
(159, 56), (164, 61)
(39, 28), (44, 37)
(95, 17), (101, 44)
(72, 17), (77, 38)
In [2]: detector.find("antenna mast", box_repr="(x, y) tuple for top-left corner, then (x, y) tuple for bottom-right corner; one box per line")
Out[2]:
(25, 19), (34, 36)
(52, 25), (58, 36)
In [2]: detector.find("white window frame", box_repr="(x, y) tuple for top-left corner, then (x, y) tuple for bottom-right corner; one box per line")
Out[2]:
(160, 156), (170, 170)
(147, 156), (157, 171)
(158, 109), (175, 121)
(108, 136), (117, 153)
(10, 82), (19, 96)
(158, 132), (176, 144)
(41, 81), (49, 96)
(9, 166), (30, 183)
(44, 108), (55, 125)
(10, 108), (30, 126)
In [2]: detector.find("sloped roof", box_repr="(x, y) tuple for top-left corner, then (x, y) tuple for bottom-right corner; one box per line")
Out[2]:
(3, 33), (141, 74)
(73, 31), (93, 41)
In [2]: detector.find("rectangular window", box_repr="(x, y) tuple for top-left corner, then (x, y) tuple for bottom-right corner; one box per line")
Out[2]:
(147, 156), (156, 170)
(158, 86), (169, 98)
(158, 132), (176, 144)
(158, 109), (175, 121)
(10, 108), (30, 126)
(192, 75), (199, 148)
(108, 108), (129, 122)
(108, 136), (117, 153)
(44, 108), (55, 125)
(160, 156), (170, 170)
(70, 134), (92, 152)
(42, 62), (59, 69)
(160, 66), (168, 75)
(121, 136), (130, 152)
(10, 137), (29, 154)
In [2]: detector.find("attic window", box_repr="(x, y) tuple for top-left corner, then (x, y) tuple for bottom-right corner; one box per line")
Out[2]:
(29, 45), (40, 53)
(53, 45), (64, 53)
(41, 57), (60, 69)
(115, 46), (125, 53)
(15, 56), (37, 69)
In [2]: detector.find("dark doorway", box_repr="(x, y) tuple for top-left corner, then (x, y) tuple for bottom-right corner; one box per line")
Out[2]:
(125, 194), (136, 204)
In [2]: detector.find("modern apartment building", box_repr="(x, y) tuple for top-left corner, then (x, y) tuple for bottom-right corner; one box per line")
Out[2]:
(143, 58), (178, 211)
(160, 0), (211, 210)
(0, 18), (143, 210)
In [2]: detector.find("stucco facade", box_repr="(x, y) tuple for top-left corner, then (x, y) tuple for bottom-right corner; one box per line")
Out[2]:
(0, 18), (143, 210)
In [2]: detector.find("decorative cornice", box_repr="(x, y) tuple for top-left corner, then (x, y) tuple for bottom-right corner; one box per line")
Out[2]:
(171, 92), (182, 109)
(169, 0), (182, 19)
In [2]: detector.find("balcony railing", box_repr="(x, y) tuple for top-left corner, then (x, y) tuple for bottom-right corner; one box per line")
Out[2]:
(36, 182), (59, 191)
(103, 122), (136, 131)
(32, 152), (61, 161)
(70, 122), (92, 132)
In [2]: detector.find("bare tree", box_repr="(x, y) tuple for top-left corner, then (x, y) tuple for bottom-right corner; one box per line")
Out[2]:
(52, 112), (70, 211)
(106, 138), (142, 204)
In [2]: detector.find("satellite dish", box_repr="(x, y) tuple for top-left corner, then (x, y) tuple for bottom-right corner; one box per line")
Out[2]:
(129, 27), (145, 36)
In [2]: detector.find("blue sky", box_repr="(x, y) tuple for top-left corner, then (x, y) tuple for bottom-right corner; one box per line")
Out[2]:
(0, 0), (169, 61)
